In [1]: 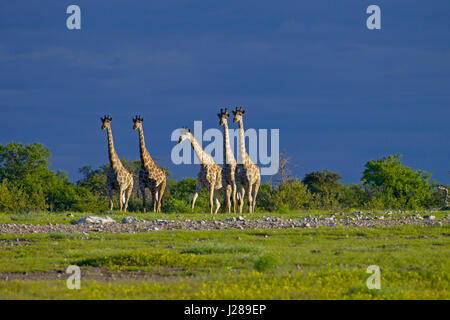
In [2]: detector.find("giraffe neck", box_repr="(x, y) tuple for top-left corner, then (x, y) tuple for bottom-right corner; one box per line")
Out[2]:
(106, 127), (123, 172)
(238, 119), (250, 165)
(223, 120), (236, 165)
(138, 127), (154, 166)
(189, 134), (214, 166)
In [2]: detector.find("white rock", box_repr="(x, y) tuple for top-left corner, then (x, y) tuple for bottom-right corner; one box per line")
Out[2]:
(76, 216), (116, 224)
(121, 216), (143, 224)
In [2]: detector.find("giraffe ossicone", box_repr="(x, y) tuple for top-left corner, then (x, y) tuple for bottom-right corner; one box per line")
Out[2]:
(101, 116), (134, 212)
(219, 107), (238, 213)
(232, 107), (261, 214)
(179, 127), (222, 214)
(133, 115), (167, 213)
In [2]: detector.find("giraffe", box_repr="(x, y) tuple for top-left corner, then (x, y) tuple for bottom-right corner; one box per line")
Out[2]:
(218, 108), (237, 213)
(438, 185), (449, 208)
(178, 127), (222, 214)
(100, 115), (134, 212)
(232, 107), (261, 214)
(133, 115), (167, 213)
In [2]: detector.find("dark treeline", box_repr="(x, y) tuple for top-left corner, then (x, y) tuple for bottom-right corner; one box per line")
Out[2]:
(0, 142), (447, 214)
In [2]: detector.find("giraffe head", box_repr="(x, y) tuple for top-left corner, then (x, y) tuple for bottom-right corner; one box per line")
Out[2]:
(132, 115), (144, 130)
(232, 107), (246, 123)
(218, 108), (230, 126)
(100, 115), (113, 130)
(178, 127), (192, 144)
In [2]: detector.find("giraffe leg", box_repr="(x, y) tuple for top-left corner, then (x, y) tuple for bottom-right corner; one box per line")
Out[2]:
(141, 186), (147, 213)
(222, 181), (227, 211)
(108, 186), (114, 211)
(118, 187), (124, 211)
(238, 184), (245, 214)
(214, 189), (221, 214)
(124, 185), (133, 213)
(252, 180), (260, 213)
(235, 180), (240, 209)
(236, 191), (240, 209)
(155, 191), (159, 212)
(232, 182), (237, 213)
(247, 183), (253, 214)
(151, 189), (157, 213)
(225, 184), (232, 214)
(191, 182), (202, 211)
(157, 179), (166, 213)
(209, 183), (215, 215)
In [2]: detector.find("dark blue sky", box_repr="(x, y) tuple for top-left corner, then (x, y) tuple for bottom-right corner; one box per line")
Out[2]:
(0, 1), (449, 184)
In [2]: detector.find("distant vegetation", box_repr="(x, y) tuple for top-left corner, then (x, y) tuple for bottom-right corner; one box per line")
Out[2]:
(0, 142), (446, 213)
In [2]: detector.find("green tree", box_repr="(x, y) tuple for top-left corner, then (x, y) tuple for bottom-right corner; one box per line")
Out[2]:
(77, 165), (108, 195)
(0, 142), (82, 212)
(0, 142), (51, 182)
(361, 154), (433, 209)
(302, 169), (343, 208)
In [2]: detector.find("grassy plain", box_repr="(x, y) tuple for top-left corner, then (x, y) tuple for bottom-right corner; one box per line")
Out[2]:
(0, 212), (448, 299)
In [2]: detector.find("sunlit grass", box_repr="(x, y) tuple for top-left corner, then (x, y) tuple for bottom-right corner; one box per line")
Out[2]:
(0, 224), (448, 299)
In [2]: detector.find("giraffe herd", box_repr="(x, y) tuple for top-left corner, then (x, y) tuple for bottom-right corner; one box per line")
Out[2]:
(100, 107), (260, 214)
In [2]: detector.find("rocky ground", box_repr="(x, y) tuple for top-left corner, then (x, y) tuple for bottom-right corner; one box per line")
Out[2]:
(0, 212), (448, 234)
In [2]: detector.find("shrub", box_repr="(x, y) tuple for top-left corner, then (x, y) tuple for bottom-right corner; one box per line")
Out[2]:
(0, 180), (30, 213)
(163, 198), (192, 213)
(277, 204), (290, 214)
(257, 179), (310, 212)
(254, 254), (279, 272)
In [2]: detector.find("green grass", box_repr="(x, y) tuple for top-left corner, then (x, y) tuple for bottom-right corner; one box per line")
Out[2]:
(0, 222), (448, 299)
(78, 250), (205, 269)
